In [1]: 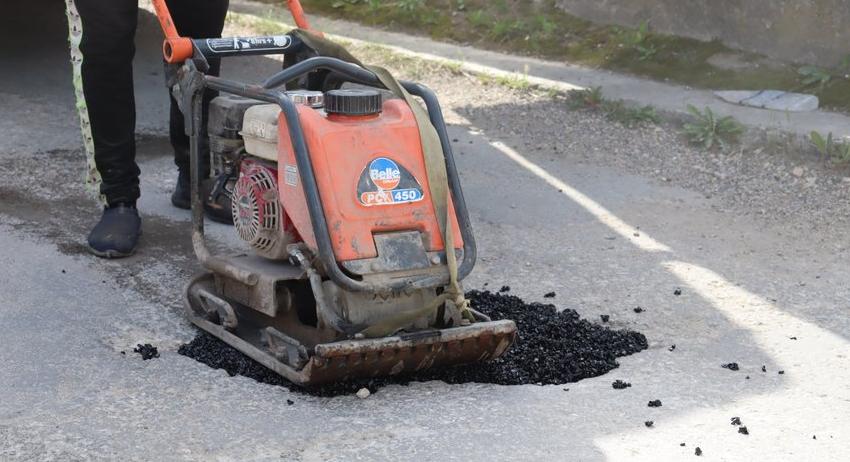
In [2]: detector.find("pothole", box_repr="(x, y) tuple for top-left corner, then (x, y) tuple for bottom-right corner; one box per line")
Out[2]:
(178, 289), (648, 396)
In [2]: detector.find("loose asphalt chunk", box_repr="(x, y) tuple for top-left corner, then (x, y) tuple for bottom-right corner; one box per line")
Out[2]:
(133, 344), (159, 360)
(612, 380), (632, 390)
(648, 399), (662, 407)
(738, 426), (749, 435)
(695, 447), (702, 456)
(721, 362), (740, 371)
(178, 290), (648, 396)
(644, 421), (654, 428)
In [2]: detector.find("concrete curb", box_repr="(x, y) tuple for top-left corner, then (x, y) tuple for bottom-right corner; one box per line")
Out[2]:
(230, 0), (850, 140)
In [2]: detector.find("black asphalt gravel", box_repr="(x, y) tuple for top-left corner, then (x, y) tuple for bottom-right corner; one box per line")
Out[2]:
(178, 290), (648, 396)
(612, 379), (632, 389)
(133, 344), (159, 360)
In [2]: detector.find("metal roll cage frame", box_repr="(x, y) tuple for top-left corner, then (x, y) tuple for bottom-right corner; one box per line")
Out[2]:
(181, 53), (477, 293)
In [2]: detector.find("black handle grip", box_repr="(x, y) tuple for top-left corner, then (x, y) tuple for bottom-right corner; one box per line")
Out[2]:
(192, 34), (303, 58)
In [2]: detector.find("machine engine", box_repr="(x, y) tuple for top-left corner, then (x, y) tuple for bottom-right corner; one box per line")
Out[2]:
(231, 160), (296, 259)
(208, 93), (316, 260)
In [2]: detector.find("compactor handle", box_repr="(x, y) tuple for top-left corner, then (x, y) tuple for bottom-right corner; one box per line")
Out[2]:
(151, 0), (315, 63)
(151, 0), (194, 63)
(287, 0), (313, 30)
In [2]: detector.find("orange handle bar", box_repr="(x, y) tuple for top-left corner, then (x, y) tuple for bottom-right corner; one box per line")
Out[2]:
(151, 0), (315, 63)
(287, 0), (312, 30)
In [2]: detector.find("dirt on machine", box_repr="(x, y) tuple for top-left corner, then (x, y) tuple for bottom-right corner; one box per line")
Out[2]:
(152, 0), (517, 385)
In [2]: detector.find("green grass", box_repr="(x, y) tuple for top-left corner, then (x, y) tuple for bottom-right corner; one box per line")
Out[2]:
(272, 0), (850, 112)
(682, 105), (744, 150)
(566, 87), (661, 128)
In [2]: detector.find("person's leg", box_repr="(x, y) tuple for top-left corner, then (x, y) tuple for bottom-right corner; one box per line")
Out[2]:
(166, 0), (229, 209)
(66, 0), (142, 258)
(71, 0), (140, 205)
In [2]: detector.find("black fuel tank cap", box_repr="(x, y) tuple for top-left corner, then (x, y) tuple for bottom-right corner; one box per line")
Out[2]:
(324, 89), (382, 116)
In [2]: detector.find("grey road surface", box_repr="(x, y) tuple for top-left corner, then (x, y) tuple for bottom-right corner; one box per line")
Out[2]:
(1, 2), (849, 461)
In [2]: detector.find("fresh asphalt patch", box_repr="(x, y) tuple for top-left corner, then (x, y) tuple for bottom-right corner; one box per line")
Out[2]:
(178, 289), (648, 397)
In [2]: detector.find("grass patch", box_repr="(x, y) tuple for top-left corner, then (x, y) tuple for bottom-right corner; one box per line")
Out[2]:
(810, 131), (850, 165)
(567, 87), (660, 128)
(682, 105), (744, 150)
(267, 0), (850, 112)
(477, 71), (531, 91)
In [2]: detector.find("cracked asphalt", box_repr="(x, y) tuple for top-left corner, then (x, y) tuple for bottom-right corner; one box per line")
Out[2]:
(1, 2), (849, 461)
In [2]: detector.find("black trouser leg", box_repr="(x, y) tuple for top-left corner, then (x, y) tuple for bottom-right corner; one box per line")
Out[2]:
(74, 0), (139, 205)
(166, 0), (230, 175)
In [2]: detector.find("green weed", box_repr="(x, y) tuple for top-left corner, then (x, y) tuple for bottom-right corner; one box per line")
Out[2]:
(567, 86), (605, 109)
(396, 0), (424, 12)
(682, 105), (743, 150)
(567, 87), (660, 127)
(810, 131), (850, 165)
(604, 101), (660, 127)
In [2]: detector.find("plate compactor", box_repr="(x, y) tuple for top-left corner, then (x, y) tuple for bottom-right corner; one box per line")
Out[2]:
(153, 0), (516, 385)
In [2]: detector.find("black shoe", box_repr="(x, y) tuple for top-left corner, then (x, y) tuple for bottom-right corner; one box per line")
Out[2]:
(171, 170), (191, 210)
(87, 203), (141, 258)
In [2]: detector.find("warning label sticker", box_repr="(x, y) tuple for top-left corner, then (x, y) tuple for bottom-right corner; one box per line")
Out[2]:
(284, 164), (298, 186)
(205, 35), (292, 53)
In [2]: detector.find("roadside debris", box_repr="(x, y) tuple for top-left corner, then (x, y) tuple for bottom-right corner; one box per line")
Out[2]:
(633, 307), (644, 313)
(674, 288), (683, 296)
(714, 90), (819, 112)
(731, 417), (742, 426)
(600, 315), (610, 323)
(695, 447), (702, 456)
(738, 426), (749, 435)
(133, 344), (159, 360)
(544, 292), (556, 298)
(286, 399), (294, 405)
(668, 344), (676, 351)
(356, 388), (371, 399)
(648, 399), (662, 407)
(178, 290), (648, 396)
(762, 365), (767, 372)
(499, 285), (511, 293)
(721, 362), (740, 371)
(644, 420), (654, 427)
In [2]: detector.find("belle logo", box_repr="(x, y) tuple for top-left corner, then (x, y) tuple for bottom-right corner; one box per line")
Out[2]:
(369, 157), (401, 190)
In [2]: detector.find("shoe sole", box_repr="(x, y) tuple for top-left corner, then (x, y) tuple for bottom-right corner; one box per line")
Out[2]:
(88, 227), (141, 259)
(88, 247), (136, 259)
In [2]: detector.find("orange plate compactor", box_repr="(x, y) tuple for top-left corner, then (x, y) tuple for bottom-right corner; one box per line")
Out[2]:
(152, 0), (516, 385)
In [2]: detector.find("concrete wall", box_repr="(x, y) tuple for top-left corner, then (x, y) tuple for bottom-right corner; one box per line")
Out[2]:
(555, 0), (849, 67)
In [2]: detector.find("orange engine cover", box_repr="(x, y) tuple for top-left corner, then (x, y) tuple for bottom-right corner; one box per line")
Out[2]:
(277, 99), (462, 263)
